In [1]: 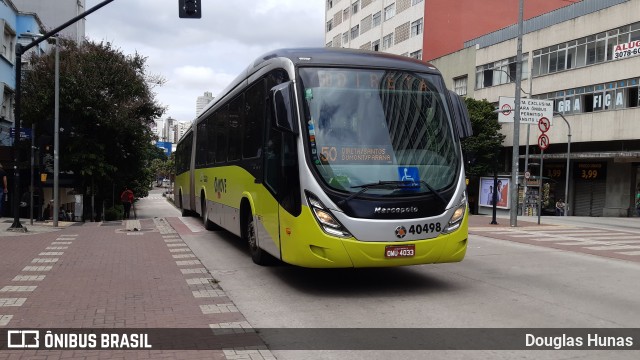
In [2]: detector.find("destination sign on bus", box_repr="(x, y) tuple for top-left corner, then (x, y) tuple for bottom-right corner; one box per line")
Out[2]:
(319, 145), (393, 164)
(317, 70), (428, 91)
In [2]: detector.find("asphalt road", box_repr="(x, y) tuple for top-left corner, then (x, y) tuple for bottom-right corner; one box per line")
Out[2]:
(136, 189), (640, 360)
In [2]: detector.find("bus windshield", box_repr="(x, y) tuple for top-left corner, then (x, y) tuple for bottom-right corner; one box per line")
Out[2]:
(299, 67), (459, 198)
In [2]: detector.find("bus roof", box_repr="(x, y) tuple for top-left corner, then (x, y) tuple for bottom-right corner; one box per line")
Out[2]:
(186, 48), (444, 134)
(250, 47), (441, 74)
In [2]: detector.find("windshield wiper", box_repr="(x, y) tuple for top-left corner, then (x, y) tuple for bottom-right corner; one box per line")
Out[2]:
(337, 181), (400, 206)
(337, 180), (447, 206)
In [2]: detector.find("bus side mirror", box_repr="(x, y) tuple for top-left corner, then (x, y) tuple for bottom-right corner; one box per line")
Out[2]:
(271, 81), (298, 134)
(449, 90), (473, 139)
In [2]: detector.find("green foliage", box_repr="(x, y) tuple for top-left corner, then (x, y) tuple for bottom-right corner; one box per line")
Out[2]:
(104, 205), (124, 221)
(461, 98), (506, 176)
(21, 39), (167, 202)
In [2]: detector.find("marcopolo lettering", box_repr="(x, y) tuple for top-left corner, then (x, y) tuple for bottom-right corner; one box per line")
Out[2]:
(374, 206), (419, 214)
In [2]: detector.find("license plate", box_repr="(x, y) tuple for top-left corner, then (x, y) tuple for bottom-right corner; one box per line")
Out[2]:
(385, 245), (415, 258)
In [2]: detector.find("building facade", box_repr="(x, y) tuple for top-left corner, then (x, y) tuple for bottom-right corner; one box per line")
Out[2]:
(324, 0), (573, 61)
(196, 91), (213, 117)
(0, 0), (46, 146)
(431, 0), (640, 217)
(12, 0), (85, 43)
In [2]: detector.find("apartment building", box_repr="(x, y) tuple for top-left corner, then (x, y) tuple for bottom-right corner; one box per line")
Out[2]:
(324, 0), (573, 61)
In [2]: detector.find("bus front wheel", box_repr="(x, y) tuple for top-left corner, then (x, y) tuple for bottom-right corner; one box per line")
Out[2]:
(245, 211), (268, 265)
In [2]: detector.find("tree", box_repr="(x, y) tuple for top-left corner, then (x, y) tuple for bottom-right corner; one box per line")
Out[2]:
(21, 39), (166, 217)
(461, 98), (506, 177)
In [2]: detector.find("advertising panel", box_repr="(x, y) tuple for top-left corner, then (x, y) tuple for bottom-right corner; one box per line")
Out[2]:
(479, 177), (510, 209)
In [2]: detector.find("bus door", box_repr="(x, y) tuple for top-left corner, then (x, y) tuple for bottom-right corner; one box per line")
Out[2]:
(258, 122), (284, 257)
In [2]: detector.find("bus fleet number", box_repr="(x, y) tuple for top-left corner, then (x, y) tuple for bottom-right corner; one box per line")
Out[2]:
(408, 223), (441, 235)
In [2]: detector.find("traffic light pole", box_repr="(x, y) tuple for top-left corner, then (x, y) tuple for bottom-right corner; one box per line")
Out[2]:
(8, 0), (116, 231)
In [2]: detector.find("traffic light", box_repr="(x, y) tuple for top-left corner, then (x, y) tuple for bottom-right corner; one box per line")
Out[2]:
(179, 0), (201, 19)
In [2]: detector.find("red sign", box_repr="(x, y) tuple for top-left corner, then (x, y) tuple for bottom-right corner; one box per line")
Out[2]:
(538, 117), (550, 133)
(501, 103), (512, 116)
(538, 133), (550, 151)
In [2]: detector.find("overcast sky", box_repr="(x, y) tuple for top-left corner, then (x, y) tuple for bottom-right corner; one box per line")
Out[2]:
(85, 0), (325, 122)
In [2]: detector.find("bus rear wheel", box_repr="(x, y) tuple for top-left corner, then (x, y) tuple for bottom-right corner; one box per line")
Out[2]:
(201, 197), (218, 230)
(245, 211), (268, 265)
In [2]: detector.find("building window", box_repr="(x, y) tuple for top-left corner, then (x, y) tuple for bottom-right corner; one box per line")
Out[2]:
(475, 54), (529, 89)
(537, 77), (639, 116)
(343, 8), (350, 20)
(326, 41), (332, 47)
(352, 1), (359, 15)
(532, 21), (640, 78)
(384, 4), (395, 21)
(351, 25), (359, 40)
(372, 11), (381, 27)
(454, 76), (468, 96)
(410, 49), (422, 60)
(327, 0), (333, 9)
(326, 19), (333, 32)
(372, 39), (380, 51)
(343, 32), (349, 45)
(412, 0), (423, 5)
(383, 33), (393, 50)
(411, 18), (423, 37)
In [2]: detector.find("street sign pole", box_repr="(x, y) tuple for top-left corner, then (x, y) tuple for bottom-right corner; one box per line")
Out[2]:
(538, 150), (544, 225)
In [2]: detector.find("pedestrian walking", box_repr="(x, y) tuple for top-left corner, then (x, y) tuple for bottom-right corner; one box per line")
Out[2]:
(120, 186), (134, 219)
(0, 163), (7, 217)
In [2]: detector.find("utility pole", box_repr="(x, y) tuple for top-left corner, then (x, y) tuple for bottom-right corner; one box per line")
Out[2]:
(510, 0), (524, 227)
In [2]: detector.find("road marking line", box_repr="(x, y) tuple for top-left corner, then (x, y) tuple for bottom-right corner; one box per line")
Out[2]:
(200, 303), (238, 313)
(31, 258), (59, 263)
(193, 290), (227, 298)
(585, 236), (640, 241)
(222, 347), (274, 359)
(176, 260), (201, 266)
(51, 242), (72, 245)
(0, 298), (27, 307)
(166, 243), (188, 247)
(585, 245), (640, 251)
(0, 286), (37, 292)
(170, 248), (191, 253)
(616, 250), (640, 255)
(180, 268), (208, 274)
(173, 254), (196, 259)
(0, 315), (13, 326)
(39, 252), (64, 256)
(164, 239), (183, 243)
(46, 246), (68, 250)
(22, 266), (53, 272)
(209, 321), (255, 335)
(12, 275), (46, 282)
(186, 278), (213, 285)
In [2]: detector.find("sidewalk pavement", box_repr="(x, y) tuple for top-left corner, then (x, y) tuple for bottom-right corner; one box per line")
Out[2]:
(468, 213), (640, 230)
(0, 218), (76, 237)
(0, 217), (274, 359)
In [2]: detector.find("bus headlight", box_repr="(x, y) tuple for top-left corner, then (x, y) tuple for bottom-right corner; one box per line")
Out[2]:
(443, 192), (467, 234)
(306, 192), (352, 238)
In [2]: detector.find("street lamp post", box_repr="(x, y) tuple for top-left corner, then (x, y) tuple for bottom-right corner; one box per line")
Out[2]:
(553, 112), (572, 216)
(53, 36), (60, 227)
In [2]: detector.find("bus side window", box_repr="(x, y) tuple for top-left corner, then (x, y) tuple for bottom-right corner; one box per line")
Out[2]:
(244, 80), (266, 159)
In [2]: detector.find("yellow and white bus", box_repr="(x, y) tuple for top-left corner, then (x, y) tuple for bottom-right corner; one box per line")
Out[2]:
(174, 48), (473, 268)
